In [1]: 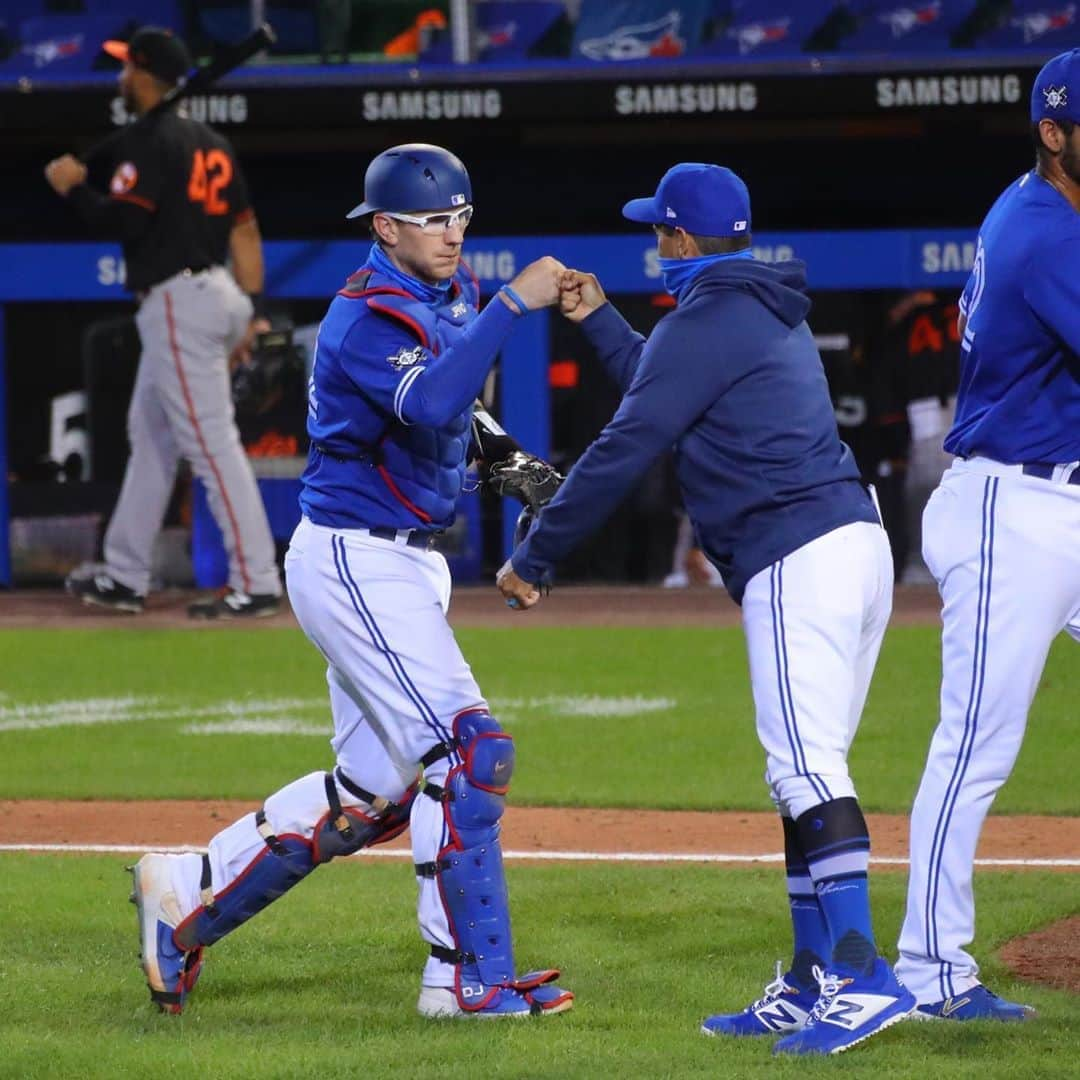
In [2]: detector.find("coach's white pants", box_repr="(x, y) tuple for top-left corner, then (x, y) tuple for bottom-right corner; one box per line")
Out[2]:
(897, 457), (1080, 1003)
(188, 517), (488, 987)
(741, 521), (893, 821)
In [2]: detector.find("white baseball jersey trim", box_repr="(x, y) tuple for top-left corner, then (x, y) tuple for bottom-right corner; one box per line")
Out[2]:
(393, 365), (426, 423)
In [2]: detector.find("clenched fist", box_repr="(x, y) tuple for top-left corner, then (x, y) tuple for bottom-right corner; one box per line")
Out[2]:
(499, 256), (567, 314)
(44, 154), (87, 196)
(558, 269), (607, 323)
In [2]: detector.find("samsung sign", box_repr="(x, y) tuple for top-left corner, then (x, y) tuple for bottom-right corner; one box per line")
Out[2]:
(876, 73), (1023, 109)
(360, 89), (502, 121)
(614, 82), (758, 115)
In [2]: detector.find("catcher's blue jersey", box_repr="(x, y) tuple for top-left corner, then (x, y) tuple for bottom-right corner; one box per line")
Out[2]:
(300, 255), (513, 530)
(945, 171), (1080, 464)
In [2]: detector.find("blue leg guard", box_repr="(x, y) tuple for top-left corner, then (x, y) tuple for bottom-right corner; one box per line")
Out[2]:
(421, 711), (571, 1016)
(175, 772), (415, 950)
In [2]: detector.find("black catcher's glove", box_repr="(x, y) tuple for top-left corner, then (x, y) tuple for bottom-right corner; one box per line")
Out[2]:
(486, 450), (563, 511)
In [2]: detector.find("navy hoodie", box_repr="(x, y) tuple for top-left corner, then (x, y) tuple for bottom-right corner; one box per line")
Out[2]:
(511, 258), (878, 604)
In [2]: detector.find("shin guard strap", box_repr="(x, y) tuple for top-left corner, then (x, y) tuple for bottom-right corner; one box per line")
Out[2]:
(255, 809), (289, 856)
(333, 766), (395, 813)
(415, 858), (451, 878)
(421, 740), (457, 768)
(422, 780), (450, 803)
(199, 854), (219, 920)
(431, 943), (476, 965)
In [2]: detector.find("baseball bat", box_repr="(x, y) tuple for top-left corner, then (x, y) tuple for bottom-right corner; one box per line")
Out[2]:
(80, 22), (276, 165)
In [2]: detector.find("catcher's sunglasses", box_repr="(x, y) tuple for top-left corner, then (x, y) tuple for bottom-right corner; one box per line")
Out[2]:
(383, 205), (474, 233)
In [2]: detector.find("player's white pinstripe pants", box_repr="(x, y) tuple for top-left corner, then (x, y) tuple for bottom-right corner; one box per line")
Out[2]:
(741, 520), (894, 822)
(897, 456), (1080, 1003)
(182, 517), (488, 988)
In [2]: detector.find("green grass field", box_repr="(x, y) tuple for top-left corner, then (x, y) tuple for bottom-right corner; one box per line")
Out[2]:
(1, 624), (1077, 1077)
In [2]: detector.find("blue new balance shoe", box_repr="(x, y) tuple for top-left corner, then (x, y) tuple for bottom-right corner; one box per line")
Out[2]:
(701, 962), (818, 1037)
(916, 985), (1035, 1022)
(129, 853), (204, 1014)
(773, 958), (916, 1055)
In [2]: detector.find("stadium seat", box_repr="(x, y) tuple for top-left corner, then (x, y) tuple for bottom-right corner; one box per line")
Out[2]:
(698, 0), (840, 57)
(571, 0), (714, 62)
(421, 1), (565, 62)
(835, 1), (979, 52)
(973, 0), (1080, 49)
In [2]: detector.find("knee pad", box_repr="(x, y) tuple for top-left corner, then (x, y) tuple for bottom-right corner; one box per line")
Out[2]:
(313, 769), (416, 863)
(175, 771), (415, 950)
(445, 708), (514, 847)
(419, 711), (519, 998)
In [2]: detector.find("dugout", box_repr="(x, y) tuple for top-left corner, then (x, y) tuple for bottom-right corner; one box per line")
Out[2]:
(0, 11), (1065, 587)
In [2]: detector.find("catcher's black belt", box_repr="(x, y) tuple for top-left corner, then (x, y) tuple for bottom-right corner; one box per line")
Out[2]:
(367, 525), (442, 550)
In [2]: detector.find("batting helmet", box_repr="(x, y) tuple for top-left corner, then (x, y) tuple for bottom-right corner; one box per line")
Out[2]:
(346, 143), (472, 219)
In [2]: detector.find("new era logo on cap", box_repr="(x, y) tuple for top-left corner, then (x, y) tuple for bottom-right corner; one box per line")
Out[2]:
(734, 220), (747, 232)
(666, 206), (677, 218)
(451, 193), (466, 205)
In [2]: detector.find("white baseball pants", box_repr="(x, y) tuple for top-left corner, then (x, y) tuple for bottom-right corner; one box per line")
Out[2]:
(741, 520), (894, 821)
(897, 456), (1080, 1003)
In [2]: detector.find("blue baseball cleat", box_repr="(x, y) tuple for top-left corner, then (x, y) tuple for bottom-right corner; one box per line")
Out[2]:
(701, 962), (818, 1037)
(916, 985), (1035, 1022)
(773, 958), (916, 1055)
(129, 853), (204, 1014)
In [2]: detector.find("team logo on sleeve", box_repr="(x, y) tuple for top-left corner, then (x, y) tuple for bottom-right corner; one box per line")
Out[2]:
(1043, 85), (1068, 110)
(387, 345), (424, 369)
(109, 162), (138, 194)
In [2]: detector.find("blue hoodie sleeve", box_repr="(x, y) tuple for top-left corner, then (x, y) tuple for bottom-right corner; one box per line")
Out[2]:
(512, 311), (730, 583)
(579, 302), (647, 392)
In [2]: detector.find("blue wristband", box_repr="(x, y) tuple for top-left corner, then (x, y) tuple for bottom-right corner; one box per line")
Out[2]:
(499, 284), (528, 316)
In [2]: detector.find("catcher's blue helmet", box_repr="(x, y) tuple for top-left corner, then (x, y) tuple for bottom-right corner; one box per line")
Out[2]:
(346, 143), (472, 219)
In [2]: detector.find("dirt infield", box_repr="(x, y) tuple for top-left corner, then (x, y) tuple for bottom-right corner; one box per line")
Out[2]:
(4, 799), (1079, 864)
(0, 582), (946, 629)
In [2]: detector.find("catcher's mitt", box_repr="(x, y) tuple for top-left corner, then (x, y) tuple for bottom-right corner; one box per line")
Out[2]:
(486, 450), (563, 511)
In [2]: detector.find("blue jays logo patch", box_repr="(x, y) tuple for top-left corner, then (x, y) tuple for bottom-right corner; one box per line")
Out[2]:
(1043, 84), (1068, 110)
(387, 345), (424, 369)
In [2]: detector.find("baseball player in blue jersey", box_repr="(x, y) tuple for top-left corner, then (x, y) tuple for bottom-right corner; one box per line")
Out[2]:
(126, 144), (573, 1019)
(498, 164), (915, 1055)
(896, 49), (1080, 1022)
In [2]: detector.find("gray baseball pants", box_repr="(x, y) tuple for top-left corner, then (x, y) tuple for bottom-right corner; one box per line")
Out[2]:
(104, 266), (281, 597)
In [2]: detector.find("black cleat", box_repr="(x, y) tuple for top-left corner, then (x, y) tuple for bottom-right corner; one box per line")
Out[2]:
(187, 590), (281, 620)
(67, 573), (145, 614)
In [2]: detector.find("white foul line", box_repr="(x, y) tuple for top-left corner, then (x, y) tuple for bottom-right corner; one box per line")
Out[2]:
(0, 843), (1078, 868)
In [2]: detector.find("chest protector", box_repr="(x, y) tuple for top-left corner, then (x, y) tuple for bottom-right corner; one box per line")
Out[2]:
(340, 263), (480, 526)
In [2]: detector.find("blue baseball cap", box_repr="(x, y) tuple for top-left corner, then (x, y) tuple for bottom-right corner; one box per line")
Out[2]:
(1031, 48), (1080, 125)
(622, 163), (751, 238)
